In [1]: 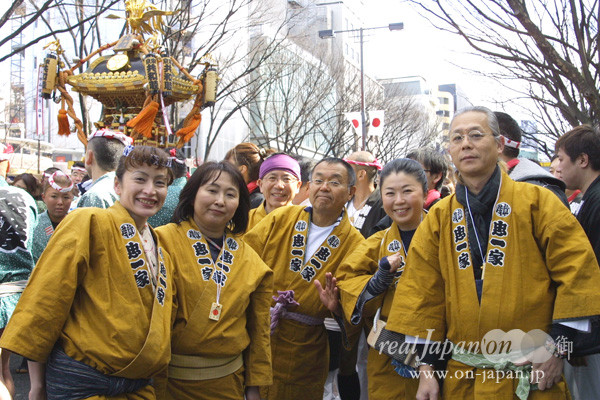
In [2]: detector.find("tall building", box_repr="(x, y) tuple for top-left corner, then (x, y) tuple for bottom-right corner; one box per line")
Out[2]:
(238, 0), (384, 157)
(379, 75), (445, 145)
(438, 83), (470, 112)
(437, 90), (454, 136)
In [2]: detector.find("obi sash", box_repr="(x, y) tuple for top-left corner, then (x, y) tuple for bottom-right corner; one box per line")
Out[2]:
(451, 347), (538, 400)
(46, 346), (150, 400)
(168, 353), (243, 381)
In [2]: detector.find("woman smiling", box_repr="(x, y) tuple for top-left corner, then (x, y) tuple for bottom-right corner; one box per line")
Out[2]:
(0, 145), (176, 399)
(316, 158), (428, 399)
(155, 161), (273, 400)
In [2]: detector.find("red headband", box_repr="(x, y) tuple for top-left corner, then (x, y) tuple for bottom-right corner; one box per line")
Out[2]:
(169, 148), (185, 165)
(48, 171), (74, 193)
(343, 158), (383, 171)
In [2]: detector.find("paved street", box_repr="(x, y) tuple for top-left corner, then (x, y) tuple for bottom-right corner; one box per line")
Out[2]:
(10, 354), (30, 400)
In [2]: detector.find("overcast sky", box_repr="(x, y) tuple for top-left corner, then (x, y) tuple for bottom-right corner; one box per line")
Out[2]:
(361, 1), (515, 112)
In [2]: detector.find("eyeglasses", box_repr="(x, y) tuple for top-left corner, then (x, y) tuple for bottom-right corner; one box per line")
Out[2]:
(449, 129), (492, 145)
(264, 175), (298, 185)
(310, 179), (344, 188)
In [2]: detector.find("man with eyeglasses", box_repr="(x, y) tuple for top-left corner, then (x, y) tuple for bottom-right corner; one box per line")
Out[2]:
(246, 153), (302, 231)
(328, 151), (386, 400)
(244, 158), (365, 400)
(385, 106), (600, 399)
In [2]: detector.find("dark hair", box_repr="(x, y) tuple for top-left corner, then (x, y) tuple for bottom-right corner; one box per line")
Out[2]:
(293, 155), (315, 187)
(550, 154), (559, 162)
(379, 158), (428, 196)
(495, 111), (521, 159)
(44, 167), (60, 176)
(72, 161), (85, 169)
(166, 148), (187, 179)
(12, 173), (40, 198)
(440, 185), (452, 198)
(555, 125), (600, 171)
(311, 157), (356, 187)
(172, 161), (249, 234)
(406, 148), (448, 191)
(87, 137), (125, 172)
(115, 146), (174, 184)
(224, 142), (275, 182)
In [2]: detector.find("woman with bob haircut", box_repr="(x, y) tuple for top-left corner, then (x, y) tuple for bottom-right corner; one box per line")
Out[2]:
(0, 145), (176, 399)
(155, 161), (273, 400)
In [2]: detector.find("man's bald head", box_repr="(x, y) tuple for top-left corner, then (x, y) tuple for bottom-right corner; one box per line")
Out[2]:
(345, 151), (379, 184)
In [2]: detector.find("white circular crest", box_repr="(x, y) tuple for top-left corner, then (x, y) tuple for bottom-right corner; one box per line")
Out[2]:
(495, 203), (512, 218)
(452, 208), (464, 223)
(187, 229), (202, 240)
(120, 223), (136, 239)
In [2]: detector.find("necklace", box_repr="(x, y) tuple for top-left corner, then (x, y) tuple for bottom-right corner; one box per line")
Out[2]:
(205, 235), (225, 321)
(464, 186), (486, 265)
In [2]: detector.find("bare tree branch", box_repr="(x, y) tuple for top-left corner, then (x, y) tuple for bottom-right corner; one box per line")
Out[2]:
(408, 0), (599, 133)
(0, 0), (120, 63)
(0, 0), (25, 31)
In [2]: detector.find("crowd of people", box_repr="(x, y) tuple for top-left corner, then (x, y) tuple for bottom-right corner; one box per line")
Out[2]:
(0, 106), (599, 400)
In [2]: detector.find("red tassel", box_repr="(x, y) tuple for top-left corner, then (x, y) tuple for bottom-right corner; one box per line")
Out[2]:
(126, 101), (159, 138)
(57, 109), (70, 135)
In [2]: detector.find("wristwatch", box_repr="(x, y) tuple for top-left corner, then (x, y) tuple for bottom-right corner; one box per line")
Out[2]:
(544, 337), (568, 359)
(413, 357), (435, 369)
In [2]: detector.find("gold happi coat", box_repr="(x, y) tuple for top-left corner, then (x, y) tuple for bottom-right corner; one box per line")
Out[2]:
(337, 221), (420, 399)
(154, 219), (273, 399)
(247, 202), (267, 232)
(0, 202), (174, 400)
(244, 205), (365, 400)
(386, 172), (600, 399)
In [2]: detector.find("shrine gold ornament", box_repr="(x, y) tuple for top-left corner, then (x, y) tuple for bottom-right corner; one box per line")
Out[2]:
(39, 1), (219, 148)
(106, 53), (130, 72)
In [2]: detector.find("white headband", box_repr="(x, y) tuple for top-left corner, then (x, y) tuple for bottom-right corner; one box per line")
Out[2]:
(503, 137), (521, 149)
(88, 129), (133, 146)
(48, 171), (74, 193)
